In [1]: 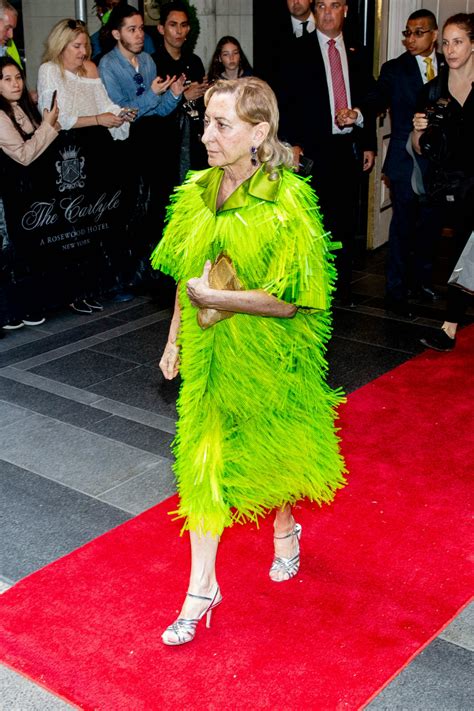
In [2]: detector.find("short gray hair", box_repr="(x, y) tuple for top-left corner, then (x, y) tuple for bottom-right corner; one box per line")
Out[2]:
(0, 1), (17, 20)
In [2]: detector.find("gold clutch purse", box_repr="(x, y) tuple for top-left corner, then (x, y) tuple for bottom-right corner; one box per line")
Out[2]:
(197, 253), (242, 330)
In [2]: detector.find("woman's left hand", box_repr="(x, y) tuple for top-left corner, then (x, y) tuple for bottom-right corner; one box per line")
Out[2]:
(187, 261), (212, 307)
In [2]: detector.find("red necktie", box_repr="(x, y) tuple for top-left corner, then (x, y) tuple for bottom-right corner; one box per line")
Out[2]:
(327, 38), (348, 122)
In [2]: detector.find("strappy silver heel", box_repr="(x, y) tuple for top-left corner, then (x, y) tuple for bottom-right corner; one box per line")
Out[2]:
(269, 523), (302, 582)
(161, 585), (222, 646)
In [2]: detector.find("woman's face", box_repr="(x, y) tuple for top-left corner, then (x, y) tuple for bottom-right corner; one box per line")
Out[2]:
(442, 24), (473, 70)
(202, 92), (259, 171)
(0, 64), (24, 102)
(61, 32), (88, 72)
(220, 43), (240, 73)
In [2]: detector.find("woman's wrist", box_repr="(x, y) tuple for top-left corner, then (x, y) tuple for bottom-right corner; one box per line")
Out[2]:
(95, 114), (100, 126)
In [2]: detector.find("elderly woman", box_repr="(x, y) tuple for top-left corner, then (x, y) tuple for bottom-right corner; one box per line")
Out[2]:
(37, 18), (130, 141)
(151, 77), (346, 646)
(412, 13), (474, 351)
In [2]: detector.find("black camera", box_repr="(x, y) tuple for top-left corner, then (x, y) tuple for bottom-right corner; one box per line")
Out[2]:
(425, 98), (451, 128)
(420, 98), (452, 164)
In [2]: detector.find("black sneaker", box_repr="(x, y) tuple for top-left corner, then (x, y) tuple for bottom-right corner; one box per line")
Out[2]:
(420, 329), (456, 352)
(70, 300), (93, 314)
(22, 315), (46, 326)
(385, 297), (413, 319)
(409, 286), (441, 302)
(2, 321), (25, 330)
(110, 291), (134, 303)
(84, 299), (104, 311)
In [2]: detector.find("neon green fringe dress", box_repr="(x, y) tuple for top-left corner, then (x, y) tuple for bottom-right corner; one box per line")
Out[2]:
(151, 165), (347, 536)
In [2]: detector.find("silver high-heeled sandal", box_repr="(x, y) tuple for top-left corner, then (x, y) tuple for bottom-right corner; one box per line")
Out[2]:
(269, 523), (302, 582)
(161, 585), (222, 646)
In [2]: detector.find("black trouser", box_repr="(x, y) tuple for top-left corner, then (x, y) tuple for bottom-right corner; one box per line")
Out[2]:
(310, 136), (360, 299)
(386, 177), (441, 301)
(444, 195), (473, 323)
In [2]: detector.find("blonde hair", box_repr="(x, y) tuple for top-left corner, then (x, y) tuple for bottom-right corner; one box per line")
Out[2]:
(204, 77), (294, 175)
(42, 19), (91, 76)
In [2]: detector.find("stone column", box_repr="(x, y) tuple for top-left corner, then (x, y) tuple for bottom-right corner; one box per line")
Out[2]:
(193, 0), (253, 71)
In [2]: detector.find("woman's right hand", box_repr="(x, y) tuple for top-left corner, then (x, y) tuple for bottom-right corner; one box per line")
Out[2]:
(159, 340), (180, 380)
(96, 112), (125, 128)
(413, 112), (428, 132)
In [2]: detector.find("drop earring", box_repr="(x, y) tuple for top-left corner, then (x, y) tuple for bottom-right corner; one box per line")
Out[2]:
(250, 146), (259, 166)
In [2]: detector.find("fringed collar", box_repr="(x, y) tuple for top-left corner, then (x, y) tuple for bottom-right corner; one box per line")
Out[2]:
(195, 166), (282, 214)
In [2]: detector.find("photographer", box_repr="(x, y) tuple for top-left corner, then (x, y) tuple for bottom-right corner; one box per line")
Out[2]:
(412, 13), (474, 351)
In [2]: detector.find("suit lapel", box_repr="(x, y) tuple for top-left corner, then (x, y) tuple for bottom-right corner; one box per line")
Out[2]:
(344, 37), (359, 99)
(404, 52), (423, 96)
(310, 34), (332, 114)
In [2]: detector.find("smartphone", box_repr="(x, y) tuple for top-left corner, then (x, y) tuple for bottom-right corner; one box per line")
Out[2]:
(50, 90), (57, 110)
(298, 155), (314, 177)
(119, 107), (138, 118)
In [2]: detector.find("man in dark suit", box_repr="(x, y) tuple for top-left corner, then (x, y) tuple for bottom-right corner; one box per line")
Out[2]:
(254, 1), (315, 86)
(278, 0), (376, 304)
(286, 0), (316, 38)
(368, 10), (442, 316)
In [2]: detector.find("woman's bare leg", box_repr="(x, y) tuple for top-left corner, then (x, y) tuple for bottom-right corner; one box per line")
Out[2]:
(162, 531), (221, 644)
(176, 530), (220, 619)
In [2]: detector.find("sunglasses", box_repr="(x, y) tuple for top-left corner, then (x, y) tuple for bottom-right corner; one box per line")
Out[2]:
(133, 72), (145, 96)
(67, 19), (86, 30)
(402, 29), (433, 38)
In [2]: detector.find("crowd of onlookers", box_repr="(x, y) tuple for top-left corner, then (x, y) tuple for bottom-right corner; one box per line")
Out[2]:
(0, 0), (472, 352)
(0, 1), (254, 331)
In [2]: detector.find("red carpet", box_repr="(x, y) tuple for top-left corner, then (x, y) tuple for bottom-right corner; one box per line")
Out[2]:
(1, 327), (473, 710)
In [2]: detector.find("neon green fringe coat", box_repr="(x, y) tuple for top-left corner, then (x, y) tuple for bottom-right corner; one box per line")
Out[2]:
(151, 166), (347, 535)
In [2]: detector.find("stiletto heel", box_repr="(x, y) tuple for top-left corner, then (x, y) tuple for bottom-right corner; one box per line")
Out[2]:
(162, 585), (222, 646)
(269, 523), (302, 582)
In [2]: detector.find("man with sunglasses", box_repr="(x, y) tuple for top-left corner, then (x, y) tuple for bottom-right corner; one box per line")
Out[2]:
(367, 10), (444, 317)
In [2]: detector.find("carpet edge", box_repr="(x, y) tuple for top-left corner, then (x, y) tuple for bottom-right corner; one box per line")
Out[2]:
(0, 658), (82, 710)
(359, 594), (474, 710)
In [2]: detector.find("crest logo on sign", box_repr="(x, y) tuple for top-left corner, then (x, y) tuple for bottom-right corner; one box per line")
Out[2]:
(55, 146), (86, 192)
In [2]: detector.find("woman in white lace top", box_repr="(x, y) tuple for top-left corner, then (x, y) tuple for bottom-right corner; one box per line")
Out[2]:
(37, 18), (131, 141)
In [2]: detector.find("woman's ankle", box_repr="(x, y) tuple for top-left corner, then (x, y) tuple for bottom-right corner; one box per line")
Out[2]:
(187, 576), (217, 596)
(273, 511), (295, 537)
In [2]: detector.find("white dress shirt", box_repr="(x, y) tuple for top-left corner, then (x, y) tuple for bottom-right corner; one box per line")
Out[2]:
(291, 13), (316, 37)
(316, 29), (364, 135)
